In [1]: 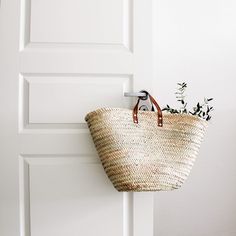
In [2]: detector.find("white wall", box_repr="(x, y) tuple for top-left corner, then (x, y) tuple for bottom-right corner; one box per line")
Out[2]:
(153, 0), (236, 235)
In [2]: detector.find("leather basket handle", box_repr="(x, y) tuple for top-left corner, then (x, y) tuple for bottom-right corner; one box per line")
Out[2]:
(133, 91), (163, 127)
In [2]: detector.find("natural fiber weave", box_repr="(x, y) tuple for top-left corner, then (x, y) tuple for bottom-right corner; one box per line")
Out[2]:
(85, 108), (208, 192)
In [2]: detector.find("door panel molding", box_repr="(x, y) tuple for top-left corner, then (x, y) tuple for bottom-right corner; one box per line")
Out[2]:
(20, 0), (133, 52)
(19, 155), (136, 236)
(19, 73), (132, 133)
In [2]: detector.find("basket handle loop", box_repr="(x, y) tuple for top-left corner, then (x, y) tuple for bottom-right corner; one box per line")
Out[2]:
(133, 91), (163, 127)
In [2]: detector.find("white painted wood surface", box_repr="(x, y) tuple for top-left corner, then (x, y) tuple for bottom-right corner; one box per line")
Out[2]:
(0, 0), (155, 235)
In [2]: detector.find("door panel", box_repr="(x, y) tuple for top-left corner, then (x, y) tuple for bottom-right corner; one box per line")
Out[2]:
(30, 0), (126, 45)
(0, 0), (154, 235)
(23, 156), (123, 236)
(20, 74), (131, 126)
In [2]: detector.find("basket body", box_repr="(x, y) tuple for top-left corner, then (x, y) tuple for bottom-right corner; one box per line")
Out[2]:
(85, 108), (208, 192)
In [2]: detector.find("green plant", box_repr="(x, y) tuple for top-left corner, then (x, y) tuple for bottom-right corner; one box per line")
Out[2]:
(162, 82), (213, 121)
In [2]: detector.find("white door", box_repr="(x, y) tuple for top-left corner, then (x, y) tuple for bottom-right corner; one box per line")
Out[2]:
(0, 0), (155, 235)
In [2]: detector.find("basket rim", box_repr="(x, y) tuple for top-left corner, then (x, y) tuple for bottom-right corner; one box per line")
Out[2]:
(85, 107), (208, 124)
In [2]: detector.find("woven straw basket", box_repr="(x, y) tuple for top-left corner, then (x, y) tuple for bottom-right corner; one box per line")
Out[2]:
(85, 94), (208, 192)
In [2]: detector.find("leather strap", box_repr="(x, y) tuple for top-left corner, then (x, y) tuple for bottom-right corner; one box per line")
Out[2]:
(133, 92), (163, 127)
(133, 97), (141, 123)
(149, 93), (163, 127)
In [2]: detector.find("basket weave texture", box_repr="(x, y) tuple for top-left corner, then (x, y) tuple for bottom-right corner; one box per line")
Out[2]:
(85, 108), (208, 192)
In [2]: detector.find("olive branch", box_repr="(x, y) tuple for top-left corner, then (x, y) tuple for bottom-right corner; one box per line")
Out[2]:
(162, 82), (213, 121)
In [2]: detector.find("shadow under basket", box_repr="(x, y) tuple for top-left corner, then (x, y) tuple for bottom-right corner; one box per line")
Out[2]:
(85, 108), (208, 192)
